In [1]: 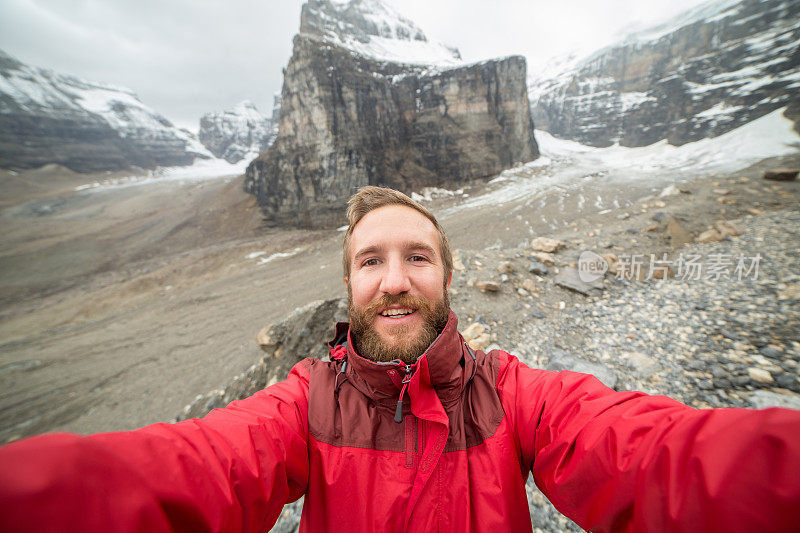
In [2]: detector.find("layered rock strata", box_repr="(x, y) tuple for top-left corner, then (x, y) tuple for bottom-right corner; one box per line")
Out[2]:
(529, 0), (800, 147)
(245, 0), (538, 227)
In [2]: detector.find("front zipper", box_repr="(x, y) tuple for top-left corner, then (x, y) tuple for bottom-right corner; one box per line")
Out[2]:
(394, 364), (415, 423)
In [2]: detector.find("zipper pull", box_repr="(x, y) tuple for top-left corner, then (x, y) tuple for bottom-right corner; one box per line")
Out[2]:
(394, 365), (414, 423)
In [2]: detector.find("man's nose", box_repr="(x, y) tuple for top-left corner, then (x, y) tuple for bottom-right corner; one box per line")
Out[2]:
(379, 258), (411, 295)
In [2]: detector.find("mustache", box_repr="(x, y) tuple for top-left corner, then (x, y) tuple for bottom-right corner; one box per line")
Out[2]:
(362, 293), (431, 316)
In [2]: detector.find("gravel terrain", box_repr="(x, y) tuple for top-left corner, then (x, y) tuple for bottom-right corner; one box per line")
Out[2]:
(0, 151), (798, 531)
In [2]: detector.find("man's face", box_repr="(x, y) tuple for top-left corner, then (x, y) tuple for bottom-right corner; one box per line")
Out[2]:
(346, 205), (451, 364)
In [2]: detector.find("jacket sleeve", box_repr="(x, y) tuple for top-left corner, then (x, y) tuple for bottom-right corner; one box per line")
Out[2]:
(0, 361), (311, 533)
(496, 351), (800, 533)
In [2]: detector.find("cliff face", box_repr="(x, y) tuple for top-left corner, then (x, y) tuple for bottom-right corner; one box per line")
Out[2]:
(198, 101), (277, 163)
(245, 0), (538, 227)
(0, 50), (210, 172)
(529, 0), (800, 147)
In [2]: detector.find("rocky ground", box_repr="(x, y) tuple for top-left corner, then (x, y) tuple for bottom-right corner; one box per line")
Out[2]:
(449, 173), (800, 413)
(0, 151), (798, 532)
(439, 157), (800, 532)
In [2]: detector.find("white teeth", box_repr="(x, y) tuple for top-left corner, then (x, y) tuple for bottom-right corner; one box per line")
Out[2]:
(381, 308), (413, 317)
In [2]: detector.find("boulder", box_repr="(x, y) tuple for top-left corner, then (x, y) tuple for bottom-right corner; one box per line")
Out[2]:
(748, 367), (774, 384)
(763, 168), (799, 181)
(530, 252), (556, 266)
(461, 322), (491, 351)
(497, 261), (515, 274)
(530, 237), (565, 253)
(546, 349), (618, 389)
(659, 185), (681, 197)
(696, 229), (725, 243)
(599, 253), (619, 275)
(476, 281), (501, 292)
(528, 259), (548, 276)
(749, 390), (800, 409)
(618, 351), (661, 379)
(521, 278), (538, 293)
(666, 217), (692, 247)
(452, 251), (466, 272)
(649, 264), (675, 279)
(714, 220), (743, 238)
(554, 267), (604, 296)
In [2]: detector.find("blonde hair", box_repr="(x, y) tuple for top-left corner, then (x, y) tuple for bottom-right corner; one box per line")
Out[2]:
(342, 186), (453, 282)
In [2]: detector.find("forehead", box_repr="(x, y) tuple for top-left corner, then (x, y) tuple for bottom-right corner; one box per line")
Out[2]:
(350, 204), (439, 254)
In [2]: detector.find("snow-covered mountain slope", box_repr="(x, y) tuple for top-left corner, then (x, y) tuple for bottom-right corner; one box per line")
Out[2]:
(448, 106), (800, 215)
(198, 101), (277, 163)
(299, 0), (461, 66)
(529, 0), (800, 147)
(0, 49), (212, 172)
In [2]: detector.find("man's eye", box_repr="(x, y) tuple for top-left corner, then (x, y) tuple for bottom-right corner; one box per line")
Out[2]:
(409, 255), (427, 262)
(363, 258), (379, 267)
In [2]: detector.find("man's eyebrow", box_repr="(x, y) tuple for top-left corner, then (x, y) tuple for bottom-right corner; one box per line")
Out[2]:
(353, 242), (438, 261)
(405, 241), (437, 256)
(353, 245), (383, 261)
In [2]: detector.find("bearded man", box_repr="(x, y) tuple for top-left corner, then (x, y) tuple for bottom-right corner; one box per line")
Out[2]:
(1, 186), (800, 533)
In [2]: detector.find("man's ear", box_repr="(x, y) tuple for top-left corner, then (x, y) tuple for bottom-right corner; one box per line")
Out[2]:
(446, 272), (452, 289)
(344, 276), (349, 288)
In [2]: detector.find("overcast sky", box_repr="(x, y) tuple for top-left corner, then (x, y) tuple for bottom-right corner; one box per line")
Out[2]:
(0, 0), (711, 131)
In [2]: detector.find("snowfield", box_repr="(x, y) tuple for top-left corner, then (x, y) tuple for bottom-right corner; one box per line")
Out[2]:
(446, 107), (799, 213)
(537, 107), (799, 175)
(74, 157), (249, 192)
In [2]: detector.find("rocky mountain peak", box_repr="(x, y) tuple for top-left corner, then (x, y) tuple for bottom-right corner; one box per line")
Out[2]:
(243, 0), (538, 227)
(0, 49), (24, 71)
(198, 100), (277, 164)
(299, 0), (461, 65)
(231, 100), (261, 115)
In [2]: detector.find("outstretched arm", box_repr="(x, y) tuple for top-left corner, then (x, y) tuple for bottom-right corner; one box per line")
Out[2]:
(498, 352), (800, 532)
(0, 361), (311, 533)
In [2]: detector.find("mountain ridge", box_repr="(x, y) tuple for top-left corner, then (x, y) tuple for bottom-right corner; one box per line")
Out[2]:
(198, 100), (277, 164)
(0, 49), (212, 172)
(528, 0), (800, 147)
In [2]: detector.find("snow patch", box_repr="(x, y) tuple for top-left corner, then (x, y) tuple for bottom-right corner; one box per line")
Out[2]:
(304, 0), (461, 67)
(339, 34), (461, 66)
(74, 157), (248, 192)
(411, 187), (463, 202)
(695, 102), (744, 118)
(257, 248), (304, 265)
(537, 107), (799, 174)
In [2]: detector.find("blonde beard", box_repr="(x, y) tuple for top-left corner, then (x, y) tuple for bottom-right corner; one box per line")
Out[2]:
(348, 289), (450, 364)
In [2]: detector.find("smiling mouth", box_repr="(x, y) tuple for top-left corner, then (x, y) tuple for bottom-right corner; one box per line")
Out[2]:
(380, 308), (416, 318)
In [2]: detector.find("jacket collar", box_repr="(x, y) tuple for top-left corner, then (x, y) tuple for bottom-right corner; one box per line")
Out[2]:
(328, 311), (473, 402)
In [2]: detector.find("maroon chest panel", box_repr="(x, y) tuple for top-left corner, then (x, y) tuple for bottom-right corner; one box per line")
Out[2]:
(303, 351), (505, 452)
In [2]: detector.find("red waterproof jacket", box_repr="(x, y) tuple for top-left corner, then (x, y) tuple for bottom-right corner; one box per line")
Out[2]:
(1, 311), (800, 532)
